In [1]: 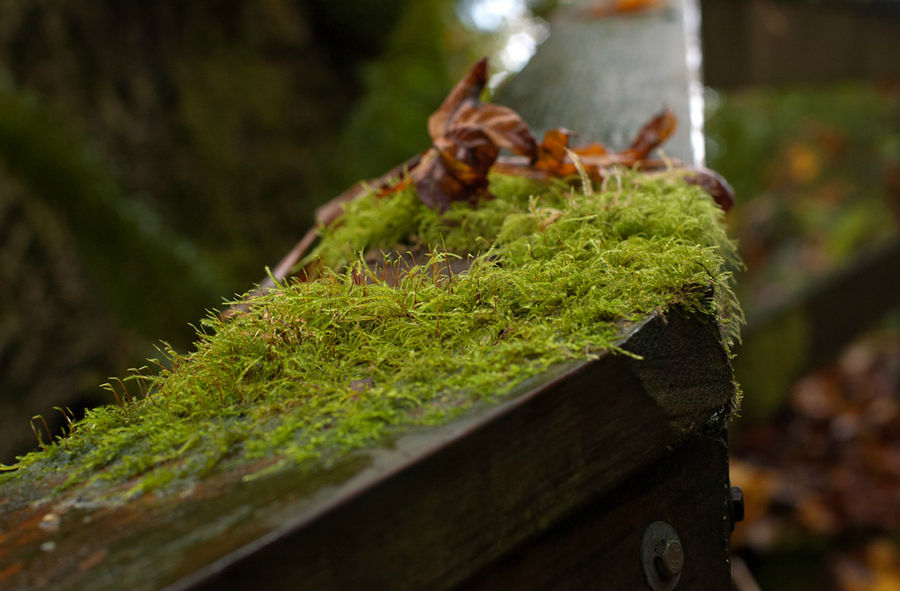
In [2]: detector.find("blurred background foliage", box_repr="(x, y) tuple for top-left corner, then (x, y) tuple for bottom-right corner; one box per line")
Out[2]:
(708, 83), (899, 305)
(0, 0), (897, 588)
(706, 80), (900, 591)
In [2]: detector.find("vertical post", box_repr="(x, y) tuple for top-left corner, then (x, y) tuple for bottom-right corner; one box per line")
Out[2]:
(497, 0), (706, 167)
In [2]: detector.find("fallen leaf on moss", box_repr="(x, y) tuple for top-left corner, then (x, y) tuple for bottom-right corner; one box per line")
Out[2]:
(684, 167), (736, 212)
(495, 107), (682, 184)
(619, 107), (678, 160)
(230, 57), (735, 308)
(412, 57), (536, 210)
(426, 59), (536, 159)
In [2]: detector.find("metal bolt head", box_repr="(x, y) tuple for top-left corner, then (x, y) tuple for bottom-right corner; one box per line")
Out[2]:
(641, 521), (683, 591)
(654, 538), (684, 579)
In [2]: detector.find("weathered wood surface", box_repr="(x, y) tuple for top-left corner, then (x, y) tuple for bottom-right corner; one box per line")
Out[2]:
(455, 433), (732, 590)
(0, 310), (734, 591)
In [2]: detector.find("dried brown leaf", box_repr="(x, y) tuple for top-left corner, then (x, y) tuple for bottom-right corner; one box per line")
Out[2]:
(684, 166), (736, 212)
(450, 102), (537, 159)
(427, 57), (489, 140)
(534, 128), (577, 175)
(619, 107), (677, 161)
(413, 58), (538, 210)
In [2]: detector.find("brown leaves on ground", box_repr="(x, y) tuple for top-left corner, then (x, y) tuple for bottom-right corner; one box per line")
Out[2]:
(733, 333), (900, 544)
(731, 331), (900, 590)
(833, 539), (900, 591)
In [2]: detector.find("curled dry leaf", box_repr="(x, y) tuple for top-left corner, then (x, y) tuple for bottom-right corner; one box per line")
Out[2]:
(534, 129), (579, 175)
(619, 107), (678, 161)
(684, 166), (736, 212)
(425, 58), (537, 160)
(413, 57), (537, 210)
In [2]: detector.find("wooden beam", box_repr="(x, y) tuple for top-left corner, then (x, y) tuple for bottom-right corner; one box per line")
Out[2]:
(454, 433), (732, 590)
(171, 311), (734, 591)
(702, 0), (900, 87)
(0, 310), (734, 591)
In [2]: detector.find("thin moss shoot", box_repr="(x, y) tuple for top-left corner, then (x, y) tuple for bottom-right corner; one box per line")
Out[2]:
(0, 170), (742, 502)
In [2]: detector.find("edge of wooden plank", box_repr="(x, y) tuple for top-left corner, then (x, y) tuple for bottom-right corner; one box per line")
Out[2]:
(165, 309), (733, 591)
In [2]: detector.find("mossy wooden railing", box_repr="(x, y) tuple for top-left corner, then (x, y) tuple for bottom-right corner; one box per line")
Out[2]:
(0, 1), (743, 589)
(0, 309), (735, 591)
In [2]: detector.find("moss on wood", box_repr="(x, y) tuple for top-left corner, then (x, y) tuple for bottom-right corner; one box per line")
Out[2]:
(0, 169), (741, 503)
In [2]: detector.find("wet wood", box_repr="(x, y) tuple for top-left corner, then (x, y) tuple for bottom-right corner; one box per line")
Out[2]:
(454, 433), (732, 591)
(0, 309), (734, 591)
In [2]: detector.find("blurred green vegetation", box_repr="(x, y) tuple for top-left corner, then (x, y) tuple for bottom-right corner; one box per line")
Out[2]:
(334, 0), (463, 184)
(0, 81), (226, 339)
(708, 82), (900, 591)
(706, 82), (900, 306)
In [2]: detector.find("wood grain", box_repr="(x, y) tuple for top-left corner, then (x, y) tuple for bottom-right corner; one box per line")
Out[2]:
(454, 433), (732, 590)
(171, 310), (733, 591)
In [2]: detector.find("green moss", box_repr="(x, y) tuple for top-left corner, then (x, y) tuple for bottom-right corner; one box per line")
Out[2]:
(1, 170), (741, 501)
